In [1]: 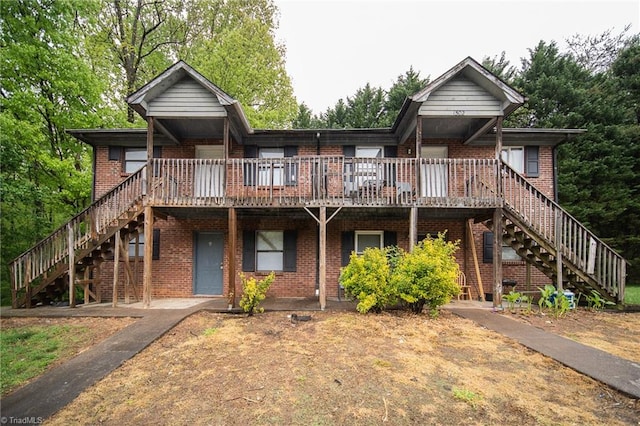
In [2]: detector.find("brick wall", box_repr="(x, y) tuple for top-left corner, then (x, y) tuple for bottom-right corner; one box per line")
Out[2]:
(93, 137), (556, 302)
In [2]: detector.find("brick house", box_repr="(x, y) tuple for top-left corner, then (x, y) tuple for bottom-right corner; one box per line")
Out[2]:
(10, 57), (627, 309)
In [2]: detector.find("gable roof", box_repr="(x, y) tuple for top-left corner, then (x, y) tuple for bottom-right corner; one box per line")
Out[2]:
(393, 57), (526, 144)
(126, 60), (252, 142)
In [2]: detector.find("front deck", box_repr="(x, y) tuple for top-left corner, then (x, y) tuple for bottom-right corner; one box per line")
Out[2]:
(149, 157), (501, 209)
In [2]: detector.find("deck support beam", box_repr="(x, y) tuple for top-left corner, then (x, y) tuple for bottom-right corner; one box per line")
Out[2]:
(409, 207), (418, 251)
(112, 230), (120, 307)
(493, 116), (504, 308)
(68, 223), (76, 308)
(143, 205), (154, 308)
(493, 208), (503, 308)
(555, 210), (564, 292)
(228, 207), (237, 308)
(319, 206), (327, 310)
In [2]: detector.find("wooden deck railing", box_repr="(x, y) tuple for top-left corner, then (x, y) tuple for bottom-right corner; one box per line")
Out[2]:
(501, 163), (626, 300)
(10, 168), (146, 296)
(149, 157), (502, 208)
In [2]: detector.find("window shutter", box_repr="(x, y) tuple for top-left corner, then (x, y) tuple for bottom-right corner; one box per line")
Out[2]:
(384, 231), (397, 247)
(153, 146), (162, 158)
(283, 230), (297, 271)
(343, 146), (355, 158)
(152, 229), (160, 260)
(242, 231), (256, 271)
(341, 231), (355, 266)
(108, 146), (121, 161)
(284, 146), (298, 186)
(525, 146), (539, 177)
(483, 231), (493, 263)
(243, 146), (258, 186)
(384, 146), (397, 186)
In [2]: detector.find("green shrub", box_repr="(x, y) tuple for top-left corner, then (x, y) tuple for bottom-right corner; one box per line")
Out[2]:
(239, 272), (275, 316)
(339, 247), (394, 313)
(390, 235), (460, 316)
(584, 289), (615, 311)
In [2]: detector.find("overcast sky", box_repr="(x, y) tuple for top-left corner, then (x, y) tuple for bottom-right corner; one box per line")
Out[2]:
(273, 0), (640, 114)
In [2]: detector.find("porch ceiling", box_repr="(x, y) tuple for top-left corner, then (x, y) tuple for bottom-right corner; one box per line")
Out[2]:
(421, 116), (493, 140)
(157, 117), (226, 140)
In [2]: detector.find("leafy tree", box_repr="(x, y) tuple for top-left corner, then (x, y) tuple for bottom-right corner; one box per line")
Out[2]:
(89, 0), (187, 123)
(566, 25), (633, 74)
(292, 103), (325, 129)
(0, 0), (105, 302)
(382, 66), (429, 127)
(312, 67), (428, 129)
(482, 51), (517, 82)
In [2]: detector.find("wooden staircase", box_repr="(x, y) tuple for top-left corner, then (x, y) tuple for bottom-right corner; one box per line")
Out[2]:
(10, 168), (148, 308)
(485, 163), (626, 304)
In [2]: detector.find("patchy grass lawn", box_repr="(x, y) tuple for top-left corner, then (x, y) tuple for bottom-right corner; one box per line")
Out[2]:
(0, 317), (136, 395)
(625, 285), (640, 305)
(47, 310), (639, 426)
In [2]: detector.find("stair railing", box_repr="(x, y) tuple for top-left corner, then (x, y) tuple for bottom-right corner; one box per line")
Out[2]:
(10, 167), (147, 296)
(500, 162), (626, 301)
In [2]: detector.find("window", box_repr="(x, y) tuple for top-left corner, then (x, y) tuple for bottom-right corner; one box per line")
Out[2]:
(256, 231), (284, 271)
(124, 148), (147, 174)
(483, 231), (520, 263)
(355, 231), (384, 254)
(502, 146), (540, 177)
(501, 147), (524, 174)
(341, 231), (396, 266)
(258, 148), (284, 186)
(126, 229), (160, 259)
(242, 230), (297, 272)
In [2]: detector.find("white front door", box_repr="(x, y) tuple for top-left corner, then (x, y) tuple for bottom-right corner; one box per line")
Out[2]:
(195, 146), (224, 197)
(420, 146), (448, 197)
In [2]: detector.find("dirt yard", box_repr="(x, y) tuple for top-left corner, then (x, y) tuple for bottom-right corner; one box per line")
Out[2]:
(44, 308), (639, 425)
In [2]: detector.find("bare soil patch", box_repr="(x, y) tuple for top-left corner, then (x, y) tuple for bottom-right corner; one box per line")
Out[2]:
(47, 310), (639, 425)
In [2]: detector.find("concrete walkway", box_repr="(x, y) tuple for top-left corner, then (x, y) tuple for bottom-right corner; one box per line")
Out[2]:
(447, 304), (640, 399)
(1, 299), (638, 424)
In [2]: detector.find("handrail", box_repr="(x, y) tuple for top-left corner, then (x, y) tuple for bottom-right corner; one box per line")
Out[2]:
(150, 157), (502, 208)
(10, 167), (146, 293)
(500, 161), (626, 300)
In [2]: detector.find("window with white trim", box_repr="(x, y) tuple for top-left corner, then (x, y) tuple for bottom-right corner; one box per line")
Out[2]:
(501, 147), (524, 174)
(256, 231), (284, 271)
(355, 231), (384, 254)
(258, 148), (284, 186)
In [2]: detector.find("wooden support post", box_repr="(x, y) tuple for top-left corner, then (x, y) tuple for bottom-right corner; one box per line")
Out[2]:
(493, 208), (503, 308)
(24, 263), (31, 309)
(228, 207), (237, 308)
(467, 219), (484, 301)
(94, 264), (101, 303)
(319, 206), (327, 310)
(142, 206), (153, 308)
(409, 207), (418, 251)
(555, 210), (563, 292)
(146, 117), (154, 197)
(83, 268), (90, 305)
(68, 224), (76, 308)
(525, 262), (532, 290)
(112, 231), (120, 308)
